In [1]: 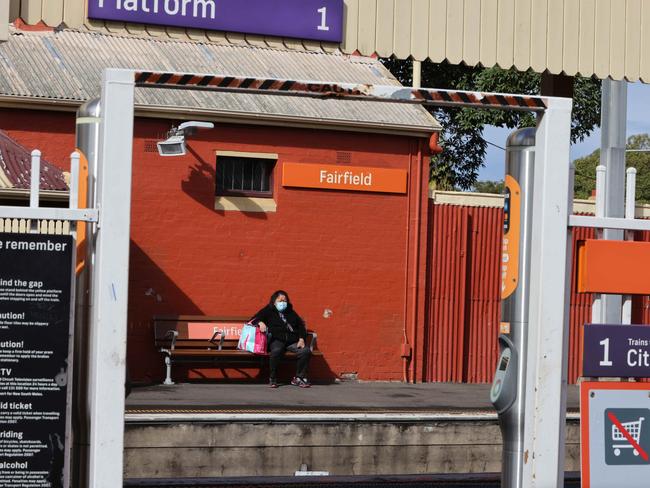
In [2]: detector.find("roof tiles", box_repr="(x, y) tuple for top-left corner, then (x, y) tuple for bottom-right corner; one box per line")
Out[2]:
(0, 130), (68, 191)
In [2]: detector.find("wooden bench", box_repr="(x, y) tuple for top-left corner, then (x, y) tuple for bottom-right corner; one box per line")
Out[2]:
(154, 315), (320, 385)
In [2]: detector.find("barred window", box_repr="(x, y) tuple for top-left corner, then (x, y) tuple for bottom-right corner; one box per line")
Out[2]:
(215, 155), (275, 197)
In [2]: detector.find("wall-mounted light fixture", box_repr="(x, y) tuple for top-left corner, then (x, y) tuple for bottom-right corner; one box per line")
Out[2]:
(157, 121), (214, 156)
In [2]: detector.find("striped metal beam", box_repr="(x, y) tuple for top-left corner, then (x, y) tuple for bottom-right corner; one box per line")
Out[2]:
(134, 71), (548, 112)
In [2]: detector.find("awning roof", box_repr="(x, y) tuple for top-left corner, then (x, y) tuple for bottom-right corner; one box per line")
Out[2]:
(0, 28), (440, 136)
(9, 0), (649, 81)
(0, 130), (68, 191)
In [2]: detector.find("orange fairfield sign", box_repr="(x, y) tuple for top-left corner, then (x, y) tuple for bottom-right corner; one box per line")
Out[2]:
(282, 162), (408, 194)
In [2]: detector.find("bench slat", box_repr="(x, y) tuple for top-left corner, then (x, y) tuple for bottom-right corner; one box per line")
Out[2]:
(154, 317), (248, 341)
(168, 349), (322, 357)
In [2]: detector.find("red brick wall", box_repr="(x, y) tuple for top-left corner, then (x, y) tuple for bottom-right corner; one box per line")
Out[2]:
(2, 108), (76, 170)
(129, 119), (431, 383)
(2, 108), (431, 383)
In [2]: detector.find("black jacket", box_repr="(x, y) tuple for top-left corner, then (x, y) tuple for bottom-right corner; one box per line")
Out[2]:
(251, 304), (307, 344)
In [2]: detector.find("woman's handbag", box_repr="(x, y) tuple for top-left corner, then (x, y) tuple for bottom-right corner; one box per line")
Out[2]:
(237, 323), (267, 354)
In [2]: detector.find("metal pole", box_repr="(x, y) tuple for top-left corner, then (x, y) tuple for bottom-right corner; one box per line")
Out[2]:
(412, 60), (422, 89)
(592, 165), (607, 323)
(492, 128), (536, 488)
(29, 149), (40, 208)
(63, 151), (80, 488)
(72, 98), (101, 488)
(522, 96), (573, 488)
(622, 167), (637, 324)
(600, 79), (627, 324)
(69, 152), (80, 210)
(87, 69), (134, 488)
(29, 149), (41, 233)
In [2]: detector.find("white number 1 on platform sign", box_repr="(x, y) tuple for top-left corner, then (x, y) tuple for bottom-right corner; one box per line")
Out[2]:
(600, 338), (613, 367)
(317, 7), (330, 31)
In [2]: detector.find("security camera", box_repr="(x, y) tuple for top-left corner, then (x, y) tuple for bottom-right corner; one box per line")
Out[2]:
(157, 121), (215, 157)
(157, 134), (186, 157)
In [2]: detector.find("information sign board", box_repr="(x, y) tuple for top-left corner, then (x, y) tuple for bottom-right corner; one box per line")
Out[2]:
(583, 324), (650, 377)
(581, 382), (650, 488)
(0, 233), (73, 488)
(88, 0), (344, 43)
(282, 162), (408, 194)
(501, 174), (521, 299)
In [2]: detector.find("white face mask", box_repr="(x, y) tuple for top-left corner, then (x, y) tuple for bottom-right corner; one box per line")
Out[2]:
(275, 301), (288, 312)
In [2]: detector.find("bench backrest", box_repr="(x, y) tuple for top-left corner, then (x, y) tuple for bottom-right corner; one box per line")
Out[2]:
(154, 315), (249, 350)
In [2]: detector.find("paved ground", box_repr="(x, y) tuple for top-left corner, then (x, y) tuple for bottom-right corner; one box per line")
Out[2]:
(126, 382), (580, 412)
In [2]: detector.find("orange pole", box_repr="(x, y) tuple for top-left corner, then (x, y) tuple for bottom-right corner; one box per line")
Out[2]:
(75, 150), (89, 274)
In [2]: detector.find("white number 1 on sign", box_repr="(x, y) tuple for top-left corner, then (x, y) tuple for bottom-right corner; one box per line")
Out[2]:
(600, 338), (613, 366)
(317, 7), (330, 31)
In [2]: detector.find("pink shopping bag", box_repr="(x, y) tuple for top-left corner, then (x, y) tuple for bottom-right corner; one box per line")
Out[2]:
(237, 323), (267, 354)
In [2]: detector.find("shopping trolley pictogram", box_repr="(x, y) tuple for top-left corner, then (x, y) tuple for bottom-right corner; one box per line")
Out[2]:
(612, 416), (645, 457)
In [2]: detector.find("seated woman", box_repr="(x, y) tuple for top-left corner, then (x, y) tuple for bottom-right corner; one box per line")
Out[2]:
(251, 290), (311, 388)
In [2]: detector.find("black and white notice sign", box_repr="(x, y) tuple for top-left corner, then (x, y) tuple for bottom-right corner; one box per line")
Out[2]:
(0, 233), (73, 488)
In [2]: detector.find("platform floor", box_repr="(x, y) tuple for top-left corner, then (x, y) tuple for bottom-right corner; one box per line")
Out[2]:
(124, 383), (582, 478)
(125, 382), (580, 414)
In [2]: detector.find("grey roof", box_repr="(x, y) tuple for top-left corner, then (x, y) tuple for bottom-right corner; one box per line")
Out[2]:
(0, 28), (440, 135)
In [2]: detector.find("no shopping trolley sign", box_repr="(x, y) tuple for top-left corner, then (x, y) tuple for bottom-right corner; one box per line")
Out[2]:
(581, 383), (650, 487)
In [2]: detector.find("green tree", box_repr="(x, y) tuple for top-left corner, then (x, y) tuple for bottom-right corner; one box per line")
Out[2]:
(574, 134), (650, 203)
(472, 180), (505, 194)
(381, 59), (602, 190)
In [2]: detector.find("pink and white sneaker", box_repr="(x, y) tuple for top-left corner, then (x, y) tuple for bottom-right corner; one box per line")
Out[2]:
(291, 377), (311, 388)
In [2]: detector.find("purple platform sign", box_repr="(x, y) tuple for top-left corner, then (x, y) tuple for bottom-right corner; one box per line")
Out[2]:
(584, 324), (650, 377)
(88, 0), (344, 42)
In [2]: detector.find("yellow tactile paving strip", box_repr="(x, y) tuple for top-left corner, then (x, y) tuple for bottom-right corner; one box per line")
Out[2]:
(125, 408), (580, 421)
(125, 407), (496, 415)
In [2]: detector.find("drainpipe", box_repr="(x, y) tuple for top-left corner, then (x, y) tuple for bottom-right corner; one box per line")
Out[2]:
(407, 140), (425, 383)
(402, 61), (428, 382)
(407, 136), (441, 383)
(402, 149), (413, 382)
(414, 133), (442, 382)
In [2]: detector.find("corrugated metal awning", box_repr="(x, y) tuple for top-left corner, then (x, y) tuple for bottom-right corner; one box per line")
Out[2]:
(0, 28), (440, 135)
(8, 0), (650, 82)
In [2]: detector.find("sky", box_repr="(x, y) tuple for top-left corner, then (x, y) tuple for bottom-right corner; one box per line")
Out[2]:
(478, 82), (650, 181)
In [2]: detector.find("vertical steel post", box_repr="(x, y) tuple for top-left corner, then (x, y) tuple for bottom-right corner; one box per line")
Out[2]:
(63, 151), (80, 488)
(600, 79), (627, 323)
(29, 149), (40, 208)
(412, 60), (422, 88)
(522, 96), (573, 488)
(592, 165), (607, 322)
(73, 98), (102, 488)
(87, 69), (134, 488)
(492, 128), (536, 488)
(29, 149), (41, 232)
(622, 167), (637, 324)
(69, 152), (80, 210)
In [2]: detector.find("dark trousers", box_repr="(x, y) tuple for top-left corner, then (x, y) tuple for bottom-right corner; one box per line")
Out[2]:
(269, 339), (311, 380)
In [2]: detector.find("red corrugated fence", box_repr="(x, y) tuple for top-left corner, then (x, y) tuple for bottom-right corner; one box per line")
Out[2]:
(426, 202), (601, 384)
